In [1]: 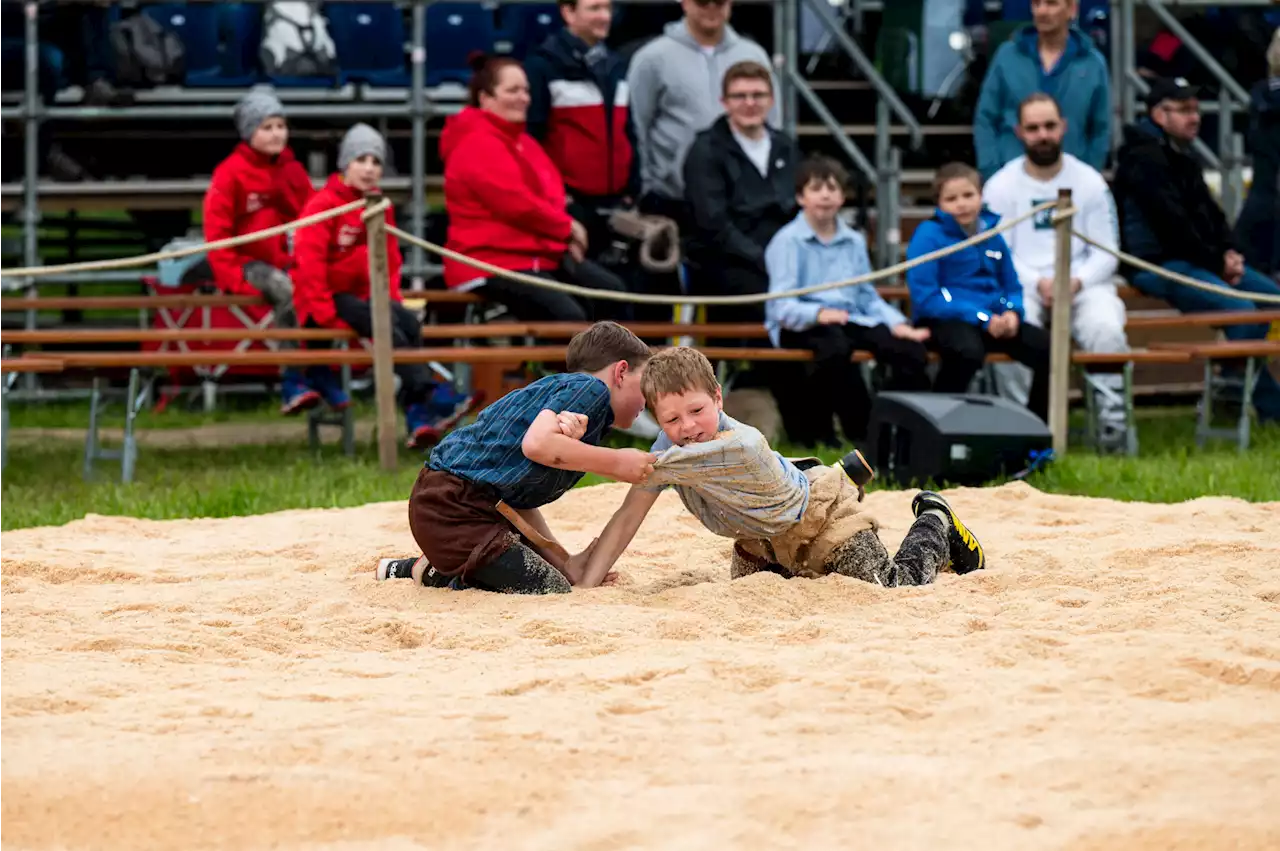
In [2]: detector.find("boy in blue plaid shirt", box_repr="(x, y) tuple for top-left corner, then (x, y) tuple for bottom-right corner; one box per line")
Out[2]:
(377, 322), (655, 595)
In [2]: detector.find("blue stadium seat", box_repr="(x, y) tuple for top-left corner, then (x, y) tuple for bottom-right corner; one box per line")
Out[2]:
(497, 4), (562, 60)
(425, 3), (496, 86)
(141, 3), (222, 85)
(326, 2), (410, 87)
(214, 3), (266, 87)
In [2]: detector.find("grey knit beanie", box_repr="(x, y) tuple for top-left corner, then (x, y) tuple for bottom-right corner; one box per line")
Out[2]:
(338, 123), (387, 171)
(234, 91), (286, 142)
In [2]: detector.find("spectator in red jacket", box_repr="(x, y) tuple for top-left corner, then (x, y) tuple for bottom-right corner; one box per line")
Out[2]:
(294, 124), (482, 449)
(525, 0), (639, 250)
(203, 91), (326, 414)
(441, 53), (631, 323)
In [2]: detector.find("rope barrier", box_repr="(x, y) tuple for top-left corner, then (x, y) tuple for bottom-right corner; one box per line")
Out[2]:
(385, 201), (1056, 306)
(1071, 230), (1280, 306)
(0, 198), (365, 280)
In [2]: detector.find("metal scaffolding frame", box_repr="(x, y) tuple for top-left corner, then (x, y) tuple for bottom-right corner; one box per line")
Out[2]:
(11, 0), (903, 291)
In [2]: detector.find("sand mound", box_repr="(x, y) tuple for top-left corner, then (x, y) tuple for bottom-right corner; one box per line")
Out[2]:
(3, 482), (1279, 850)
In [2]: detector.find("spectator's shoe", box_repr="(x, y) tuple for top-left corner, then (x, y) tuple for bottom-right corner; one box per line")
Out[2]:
(306, 366), (351, 411)
(83, 78), (135, 107)
(429, 386), (486, 433)
(911, 491), (985, 575)
(615, 408), (661, 440)
(280, 370), (321, 415)
(46, 145), (89, 182)
(404, 402), (442, 450)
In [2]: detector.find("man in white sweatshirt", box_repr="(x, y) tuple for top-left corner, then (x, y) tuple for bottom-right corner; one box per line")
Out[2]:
(983, 92), (1132, 451)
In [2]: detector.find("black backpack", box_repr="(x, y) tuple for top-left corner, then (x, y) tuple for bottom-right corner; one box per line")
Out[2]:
(110, 14), (186, 87)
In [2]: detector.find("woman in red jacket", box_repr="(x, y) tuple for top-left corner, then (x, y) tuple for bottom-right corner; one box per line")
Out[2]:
(293, 124), (481, 449)
(441, 53), (631, 322)
(203, 91), (346, 413)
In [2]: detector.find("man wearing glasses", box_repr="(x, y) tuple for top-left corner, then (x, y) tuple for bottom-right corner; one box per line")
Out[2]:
(626, 0), (778, 227)
(1114, 77), (1280, 426)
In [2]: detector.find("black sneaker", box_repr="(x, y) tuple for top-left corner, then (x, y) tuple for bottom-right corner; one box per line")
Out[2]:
(911, 491), (985, 575)
(376, 556), (425, 581)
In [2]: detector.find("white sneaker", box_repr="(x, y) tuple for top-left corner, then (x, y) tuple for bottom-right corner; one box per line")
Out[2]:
(615, 408), (661, 440)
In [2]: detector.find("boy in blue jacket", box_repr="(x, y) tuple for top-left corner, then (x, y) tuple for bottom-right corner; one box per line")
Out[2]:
(906, 163), (1051, 421)
(765, 155), (932, 444)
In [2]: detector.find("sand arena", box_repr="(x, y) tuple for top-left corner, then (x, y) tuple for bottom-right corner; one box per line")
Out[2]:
(3, 481), (1279, 850)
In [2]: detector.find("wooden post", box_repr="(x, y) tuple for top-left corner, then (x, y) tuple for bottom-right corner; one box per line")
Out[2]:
(364, 194), (399, 472)
(1049, 188), (1074, 455)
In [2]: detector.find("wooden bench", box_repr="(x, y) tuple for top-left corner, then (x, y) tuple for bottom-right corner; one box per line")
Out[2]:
(1147, 340), (1280, 451)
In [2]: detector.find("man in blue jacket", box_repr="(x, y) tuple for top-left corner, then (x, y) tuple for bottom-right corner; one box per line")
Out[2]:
(974, 0), (1110, 180)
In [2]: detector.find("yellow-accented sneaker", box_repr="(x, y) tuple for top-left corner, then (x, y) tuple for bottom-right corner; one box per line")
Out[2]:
(910, 491), (984, 574)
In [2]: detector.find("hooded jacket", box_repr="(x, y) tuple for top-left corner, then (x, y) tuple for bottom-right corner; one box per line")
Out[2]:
(626, 19), (778, 201)
(439, 107), (574, 289)
(974, 25), (1111, 179)
(1234, 78), (1280, 273)
(906, 209), (1023, 328)
(682, 115), (798, 269)
(1113, 117), (1237, 273)
(291, 174), (404, 329)
(524, 29), (638, 199)
(203, 143), (315, 296)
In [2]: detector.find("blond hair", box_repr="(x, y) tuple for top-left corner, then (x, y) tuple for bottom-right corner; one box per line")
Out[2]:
(640, 347), (719, 411)
(1269, 28), (1280, 78)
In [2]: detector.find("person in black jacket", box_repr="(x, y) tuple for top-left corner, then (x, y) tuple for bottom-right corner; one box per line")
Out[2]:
(1234, 31), (1280, 277)
(682, 60), (798, 331)
(1113, 77), (1280, 424)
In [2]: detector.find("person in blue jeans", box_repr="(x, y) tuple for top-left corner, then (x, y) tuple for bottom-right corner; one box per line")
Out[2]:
(1113, 77), (1280, 424)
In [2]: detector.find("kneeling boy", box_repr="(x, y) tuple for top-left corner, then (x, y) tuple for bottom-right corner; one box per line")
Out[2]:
(378, 322), (656, 594)
(577, 347), (985, 588)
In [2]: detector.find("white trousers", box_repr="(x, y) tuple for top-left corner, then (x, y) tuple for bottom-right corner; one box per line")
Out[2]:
(992, 283), (1130, 405)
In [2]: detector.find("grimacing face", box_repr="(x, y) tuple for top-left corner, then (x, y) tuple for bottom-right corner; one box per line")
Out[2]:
(652, 388), (723, 446)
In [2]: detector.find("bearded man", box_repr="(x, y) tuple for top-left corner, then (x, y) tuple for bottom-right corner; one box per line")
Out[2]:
(983, 92), (1132, 451)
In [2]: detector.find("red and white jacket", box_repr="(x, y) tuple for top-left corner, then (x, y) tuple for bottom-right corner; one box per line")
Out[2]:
(525, 30), (637, 199)
(292, 174), (403, 329)
(203, 143), (315, 296)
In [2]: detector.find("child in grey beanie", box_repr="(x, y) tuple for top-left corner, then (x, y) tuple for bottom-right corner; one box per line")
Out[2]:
(234, 90), (286, 142)
(338, 122), (387, 171)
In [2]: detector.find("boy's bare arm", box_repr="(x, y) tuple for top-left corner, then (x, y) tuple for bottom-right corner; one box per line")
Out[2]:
(521, 410), (655, 484)
(579, 486), (661, 588)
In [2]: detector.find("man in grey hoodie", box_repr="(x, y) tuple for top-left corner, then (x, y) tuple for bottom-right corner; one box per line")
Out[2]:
(626, 0), (779, 223)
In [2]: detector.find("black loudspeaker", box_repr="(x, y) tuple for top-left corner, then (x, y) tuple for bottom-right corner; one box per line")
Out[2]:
(866, 392), (1052, 487)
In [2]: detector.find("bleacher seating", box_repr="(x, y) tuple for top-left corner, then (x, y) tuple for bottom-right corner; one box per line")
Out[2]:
(326, 2), (410, 87)
(496, 4), (562, 60)
(141, 3), (223, 87)
(425, 2), (496, 86)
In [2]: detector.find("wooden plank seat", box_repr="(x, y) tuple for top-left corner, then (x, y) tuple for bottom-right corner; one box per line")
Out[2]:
(2, 291), (486, 313)
(0, 356), (65, 374)
(1144, 339), (1280, 451)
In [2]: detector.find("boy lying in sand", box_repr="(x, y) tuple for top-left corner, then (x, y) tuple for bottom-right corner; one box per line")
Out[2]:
(573, 346), (986, 588)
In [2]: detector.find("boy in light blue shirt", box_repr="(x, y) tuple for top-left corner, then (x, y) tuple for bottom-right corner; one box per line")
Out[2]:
(764, 155), (932, 444)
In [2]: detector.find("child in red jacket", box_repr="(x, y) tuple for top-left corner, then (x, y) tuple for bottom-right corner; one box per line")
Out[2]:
(203, 91), (347, 414)
(293, 124), (482, 448)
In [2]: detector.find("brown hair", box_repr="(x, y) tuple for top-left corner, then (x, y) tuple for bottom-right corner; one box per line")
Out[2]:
(721, 60), (774, 98)
(933, 162), (981, 201)
(1017, 92), (1061, 125)
(640, 347), (719, 411)
(795, 154), (848, 195)
(467, 52), (522, 108)
(565, 321), (651, 373)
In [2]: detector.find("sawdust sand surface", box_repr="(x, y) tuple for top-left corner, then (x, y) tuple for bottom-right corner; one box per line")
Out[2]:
(3, 482), (1279, 850)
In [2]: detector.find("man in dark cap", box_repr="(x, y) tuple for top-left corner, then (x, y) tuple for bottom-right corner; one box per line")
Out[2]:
(1113, 77), (1280, 426)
